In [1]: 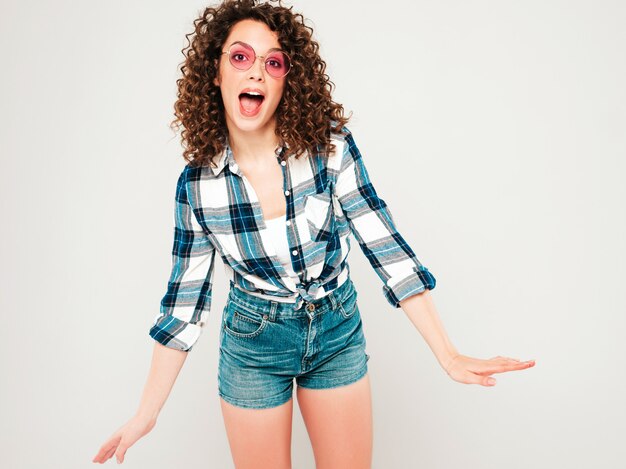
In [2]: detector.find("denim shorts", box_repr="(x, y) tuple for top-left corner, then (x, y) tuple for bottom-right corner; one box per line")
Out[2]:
(217, 277), (370, 409)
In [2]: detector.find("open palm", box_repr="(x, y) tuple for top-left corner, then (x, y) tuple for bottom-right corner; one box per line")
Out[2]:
(444, 355), (536, 386)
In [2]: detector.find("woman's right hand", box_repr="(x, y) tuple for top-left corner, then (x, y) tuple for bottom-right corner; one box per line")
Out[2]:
(92, 413), (157, 464)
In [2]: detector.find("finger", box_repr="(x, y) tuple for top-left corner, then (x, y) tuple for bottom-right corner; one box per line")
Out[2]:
(506, 357), (535, 364)
(497, 359), (535, 372)
(116, 442), (129, 464)
(103, 446), (117, 462)
(490, 356), (523, 363)
(465, 371), (497, 386)
(483, 376), (497, 386)
(476, 360), (535, 375)
(453, 370), (497, 386)
(92, 441), (116, 463)
(92, 448), (104, 463)
(472, 374), (497, 386)
(467, 358), (534, 375)
(486, 356), (534, 368)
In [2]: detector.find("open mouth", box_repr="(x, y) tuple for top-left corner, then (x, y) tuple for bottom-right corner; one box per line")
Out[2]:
(239, 91), (265, 116)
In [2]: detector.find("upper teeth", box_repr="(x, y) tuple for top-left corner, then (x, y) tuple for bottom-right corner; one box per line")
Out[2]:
(245, 91), (262, 96)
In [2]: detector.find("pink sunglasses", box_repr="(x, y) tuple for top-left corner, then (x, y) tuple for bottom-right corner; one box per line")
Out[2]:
(221, 41), (292, 78)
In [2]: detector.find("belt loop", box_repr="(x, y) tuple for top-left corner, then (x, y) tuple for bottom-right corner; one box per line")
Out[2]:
(269, 301), (278, 321)
(328, 289), (338, 310)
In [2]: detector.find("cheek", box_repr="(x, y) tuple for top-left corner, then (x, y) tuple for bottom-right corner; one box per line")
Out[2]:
(271, 82), (286, 104)
(268, 93), (284, 113)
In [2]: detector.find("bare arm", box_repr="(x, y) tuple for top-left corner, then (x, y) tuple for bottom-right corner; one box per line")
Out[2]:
(399, 289), (458, 369)
(135, 342), (189, 420)
(399, 290), (535, 386)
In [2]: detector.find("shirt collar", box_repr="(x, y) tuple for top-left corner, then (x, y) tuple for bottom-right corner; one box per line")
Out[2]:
(210, 145), (234, 177)
(210, 141), (289, 177)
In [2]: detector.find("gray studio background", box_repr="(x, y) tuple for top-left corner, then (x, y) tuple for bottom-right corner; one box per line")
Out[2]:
(1, 1), (624, 468)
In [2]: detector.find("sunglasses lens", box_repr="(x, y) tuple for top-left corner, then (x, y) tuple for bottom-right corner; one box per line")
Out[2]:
(228, 43), (255, 70)
(265, 51), (291, 78)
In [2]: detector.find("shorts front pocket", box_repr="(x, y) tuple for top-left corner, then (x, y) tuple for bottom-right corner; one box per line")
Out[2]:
(338, 285), (359, 319)
(223, 302), (269, 339)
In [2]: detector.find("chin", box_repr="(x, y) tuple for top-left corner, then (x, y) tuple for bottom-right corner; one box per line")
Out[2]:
(233, 119), (269, 133)
(227, 112), (276, 134)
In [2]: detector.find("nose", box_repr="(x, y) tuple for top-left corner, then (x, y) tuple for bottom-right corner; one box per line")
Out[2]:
(248, 57), (265, 81)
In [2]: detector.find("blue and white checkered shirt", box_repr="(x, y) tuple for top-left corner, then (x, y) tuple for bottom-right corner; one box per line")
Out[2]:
(149, 127), (436, 351)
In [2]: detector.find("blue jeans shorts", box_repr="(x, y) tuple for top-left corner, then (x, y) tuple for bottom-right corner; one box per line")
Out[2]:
(218, 277), (370, 409)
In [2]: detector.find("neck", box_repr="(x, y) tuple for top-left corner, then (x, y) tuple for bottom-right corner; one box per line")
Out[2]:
(227, 121), (280, 165)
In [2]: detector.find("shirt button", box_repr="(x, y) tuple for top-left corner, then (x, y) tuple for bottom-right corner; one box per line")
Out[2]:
(292, 249), (298, 256)
(280, 160), (286, 166)
(284, 190), (290, 196)
(285, 220), (291, 226)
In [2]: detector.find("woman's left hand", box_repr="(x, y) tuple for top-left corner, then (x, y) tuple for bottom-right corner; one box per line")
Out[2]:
(443, 354), (535, 386)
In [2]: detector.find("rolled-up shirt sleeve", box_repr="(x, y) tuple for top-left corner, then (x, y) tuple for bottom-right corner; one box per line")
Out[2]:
(334, 129), (436, 308)
(149, 167), (217, 351)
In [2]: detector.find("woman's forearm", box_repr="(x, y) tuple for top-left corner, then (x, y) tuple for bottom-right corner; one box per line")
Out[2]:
(135, 342), (189, 421)
(399, 290), (458, 371)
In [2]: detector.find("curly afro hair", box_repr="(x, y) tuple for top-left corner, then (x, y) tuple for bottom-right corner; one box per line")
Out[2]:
(171, 0), (351, 168)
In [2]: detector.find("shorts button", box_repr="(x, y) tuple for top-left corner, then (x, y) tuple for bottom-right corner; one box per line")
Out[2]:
(263, 314), (268, 320)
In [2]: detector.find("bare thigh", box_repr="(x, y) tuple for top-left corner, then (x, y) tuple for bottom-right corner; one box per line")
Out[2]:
(296, 372), (373, 469)
(220, 396), (294, 469)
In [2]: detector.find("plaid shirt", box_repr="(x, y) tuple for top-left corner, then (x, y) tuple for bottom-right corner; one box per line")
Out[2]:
(149, 127), (436, 351)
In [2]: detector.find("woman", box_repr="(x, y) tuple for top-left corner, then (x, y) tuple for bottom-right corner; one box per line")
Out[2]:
(93, 1), (535, 467)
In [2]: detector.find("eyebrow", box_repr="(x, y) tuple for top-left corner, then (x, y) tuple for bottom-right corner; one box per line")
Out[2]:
(226, 40), (285, 53)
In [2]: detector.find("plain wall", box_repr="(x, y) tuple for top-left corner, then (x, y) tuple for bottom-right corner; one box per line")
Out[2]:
(1, 0), (624, 468)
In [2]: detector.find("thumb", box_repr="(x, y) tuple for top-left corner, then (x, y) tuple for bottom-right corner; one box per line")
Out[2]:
(456, 371), (496, 386)
(482, 375), (497, 386)
(115, 443), (128, 464)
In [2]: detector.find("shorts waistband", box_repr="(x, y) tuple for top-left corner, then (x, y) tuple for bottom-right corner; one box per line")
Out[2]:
(227, 278), (355, 319)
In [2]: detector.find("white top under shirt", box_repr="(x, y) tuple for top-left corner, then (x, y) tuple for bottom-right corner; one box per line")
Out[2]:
(265, 213), (299, 280)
